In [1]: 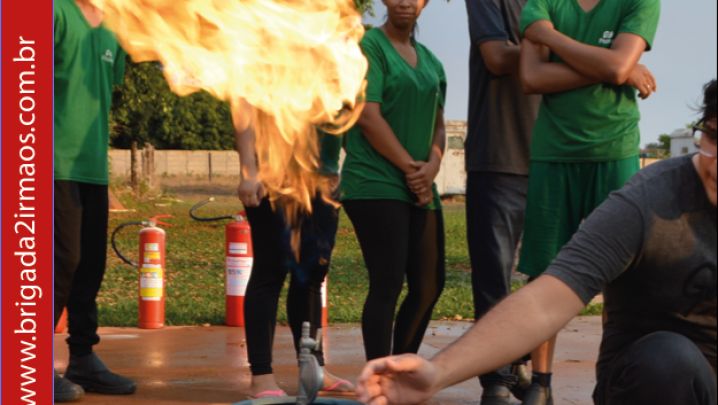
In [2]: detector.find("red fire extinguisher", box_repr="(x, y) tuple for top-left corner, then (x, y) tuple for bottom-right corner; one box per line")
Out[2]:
(112, 215), (172, 329)
(191, 198), (253, 327)
(224, 212), (254, 326)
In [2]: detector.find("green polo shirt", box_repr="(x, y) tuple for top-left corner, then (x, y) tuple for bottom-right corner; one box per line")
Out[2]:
(54, 0), (126, 185)
(341, 28), (447, 210)
(520, 0), (661, 162)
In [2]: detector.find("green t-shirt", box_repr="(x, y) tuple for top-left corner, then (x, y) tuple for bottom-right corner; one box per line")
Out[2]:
(319, 130), (342, 176)
(54, 0), (126, 185)
(341, 29), (447, 210)
(520, 0), (660, 163)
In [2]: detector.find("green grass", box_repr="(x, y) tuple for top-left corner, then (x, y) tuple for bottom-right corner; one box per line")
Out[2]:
(99, 191), (602, 327)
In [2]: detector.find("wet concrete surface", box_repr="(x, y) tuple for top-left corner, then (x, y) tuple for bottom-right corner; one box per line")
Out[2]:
(55, 317), (602, 405)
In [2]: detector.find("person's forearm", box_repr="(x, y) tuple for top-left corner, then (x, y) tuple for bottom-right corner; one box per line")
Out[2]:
(235, 125), (258, 178)
(428, 276), (586, 392)
(542, 32), (642, 85)
(480, 41), (522, 76)
(429, 108), (446, 165)
(357, 105), (415, 174)
(521, 39), (600, 95)
(232, 99), (259, 177)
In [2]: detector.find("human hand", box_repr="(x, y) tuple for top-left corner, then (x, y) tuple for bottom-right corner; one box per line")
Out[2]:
(523, 20), (555, 45)
(415, 188), (435, 208)
(237, 174), (264, 208)
(626, 64), (657, 100)
(406, 161), (440, 197)
(356, 354), (439, 405)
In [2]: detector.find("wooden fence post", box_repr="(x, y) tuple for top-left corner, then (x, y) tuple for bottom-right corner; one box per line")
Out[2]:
(145, 142), (155, 190)
(208, 152), (213, 182)
(131, 141), (139, 195)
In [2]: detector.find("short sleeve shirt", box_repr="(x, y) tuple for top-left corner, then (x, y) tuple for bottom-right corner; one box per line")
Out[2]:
(545, 155), (717, 383)
(465, 0), (541, 175)
(341, 28), (447, 210)
(54, 0), (126, 185)
(520, 0), (661, 163)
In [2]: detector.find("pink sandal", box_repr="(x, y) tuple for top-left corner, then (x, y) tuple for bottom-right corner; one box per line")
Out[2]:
(249, 390), (286, 399)
(318, 380), (357, 398)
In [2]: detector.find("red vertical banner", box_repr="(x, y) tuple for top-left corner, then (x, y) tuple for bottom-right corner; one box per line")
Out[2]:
(1, 0), (55, 403)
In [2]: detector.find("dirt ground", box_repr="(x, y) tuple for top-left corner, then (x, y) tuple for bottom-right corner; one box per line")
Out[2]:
(55, 317), (602, 405)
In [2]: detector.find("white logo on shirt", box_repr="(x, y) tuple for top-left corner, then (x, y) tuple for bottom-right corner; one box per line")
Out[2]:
(599, 31), (615, 45)
(102, 50), (114, 63)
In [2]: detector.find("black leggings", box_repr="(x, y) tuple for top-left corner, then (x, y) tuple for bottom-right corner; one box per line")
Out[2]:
(244, 196), (339, 376)
(344, 200), (446, 361)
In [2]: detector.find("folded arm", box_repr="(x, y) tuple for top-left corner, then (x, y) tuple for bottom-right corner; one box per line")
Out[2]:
(481, 40), (522, 77)
(520, 38), (600, 95)
(525, 20), (647, 85)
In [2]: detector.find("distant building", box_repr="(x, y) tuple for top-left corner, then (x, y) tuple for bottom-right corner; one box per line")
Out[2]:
(670, 128), (697, 158)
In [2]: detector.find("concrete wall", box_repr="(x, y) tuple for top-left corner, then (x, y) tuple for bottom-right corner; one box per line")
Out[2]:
(109, 149), (241, 177)
(110, 121), (471, 194)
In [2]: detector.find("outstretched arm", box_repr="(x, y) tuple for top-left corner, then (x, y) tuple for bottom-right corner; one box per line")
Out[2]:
(525, 20), (648, 85)
(520, 38), (600, 95)
(356, 275), (585, 404)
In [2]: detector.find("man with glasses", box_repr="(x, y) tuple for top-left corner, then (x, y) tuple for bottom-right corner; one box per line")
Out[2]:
(357, 79), (716, 405)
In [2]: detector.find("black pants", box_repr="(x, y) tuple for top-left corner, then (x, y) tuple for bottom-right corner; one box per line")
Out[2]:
(54, 181), (109, 357)
(244, 196), (339, 376)
(467, 172), (529, 388)
(344, 200), (446, 361)
(594, 332), (717, 405)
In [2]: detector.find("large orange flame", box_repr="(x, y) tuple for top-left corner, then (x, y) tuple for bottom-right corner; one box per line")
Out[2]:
(94, 0), (367, 250)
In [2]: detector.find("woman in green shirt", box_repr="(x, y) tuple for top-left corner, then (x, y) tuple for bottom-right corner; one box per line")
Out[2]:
(341, 0), (447, 361)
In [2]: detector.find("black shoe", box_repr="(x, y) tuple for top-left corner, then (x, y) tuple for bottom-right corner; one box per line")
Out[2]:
(64, 353), (137, 395)
(510, 364), (532, 401)
(480, 385), (512, 405)
(55, 369), (85, 402)
(521, 383), (553, 405)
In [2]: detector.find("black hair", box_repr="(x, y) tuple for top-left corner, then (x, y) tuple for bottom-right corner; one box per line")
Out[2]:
(702, 79), (717, 121)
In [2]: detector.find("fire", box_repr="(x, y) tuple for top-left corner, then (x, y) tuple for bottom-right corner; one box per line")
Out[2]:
(93, 0), (367, 247)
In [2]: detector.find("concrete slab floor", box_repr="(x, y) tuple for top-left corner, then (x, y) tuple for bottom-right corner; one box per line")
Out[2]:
(54, 317), (602, 405)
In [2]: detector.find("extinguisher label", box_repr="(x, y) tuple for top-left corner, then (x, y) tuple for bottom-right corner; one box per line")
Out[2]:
(140, 264), (164, 297)
(145, 243), (160, 252)
(229, 242), (248, 255)
(144, 251), (160, 261)
(226, 258), (253, 296)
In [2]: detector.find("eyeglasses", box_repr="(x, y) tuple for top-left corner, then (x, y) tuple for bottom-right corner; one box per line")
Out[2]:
(693, 121), (717, 158)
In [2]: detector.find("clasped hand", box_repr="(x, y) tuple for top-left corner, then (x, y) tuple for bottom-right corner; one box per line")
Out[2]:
(407, 160), (440, 207)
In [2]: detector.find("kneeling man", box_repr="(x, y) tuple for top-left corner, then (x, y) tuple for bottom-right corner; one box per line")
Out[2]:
(357, 80), (717, 405)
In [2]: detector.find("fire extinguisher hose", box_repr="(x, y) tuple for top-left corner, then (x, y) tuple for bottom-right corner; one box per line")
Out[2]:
(190, 197), (235, 222)
(111, 221), (144, 268)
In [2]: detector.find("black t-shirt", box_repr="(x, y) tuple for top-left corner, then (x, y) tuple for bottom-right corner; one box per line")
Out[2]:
(464, 0), (541, 175)
(546, 155), (717, 383)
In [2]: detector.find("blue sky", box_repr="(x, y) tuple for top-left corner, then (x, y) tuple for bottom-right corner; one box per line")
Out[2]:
(362, 0), (718, 146)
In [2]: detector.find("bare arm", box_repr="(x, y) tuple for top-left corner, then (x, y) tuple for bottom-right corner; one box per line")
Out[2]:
(407, 108), (446, 206)
(520, 38), (600, 95)
(525, 20), (647, 85)
(232, 99), (264, 208)
(355, 102), (416, 174)
(431, 275), (585, 390)
(480, 40), (522, 76)
(356, 275), (585, 404)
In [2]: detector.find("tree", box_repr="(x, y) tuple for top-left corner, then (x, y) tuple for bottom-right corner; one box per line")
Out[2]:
(658, 134), (672, 157)
(111, 60), (236, 150)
